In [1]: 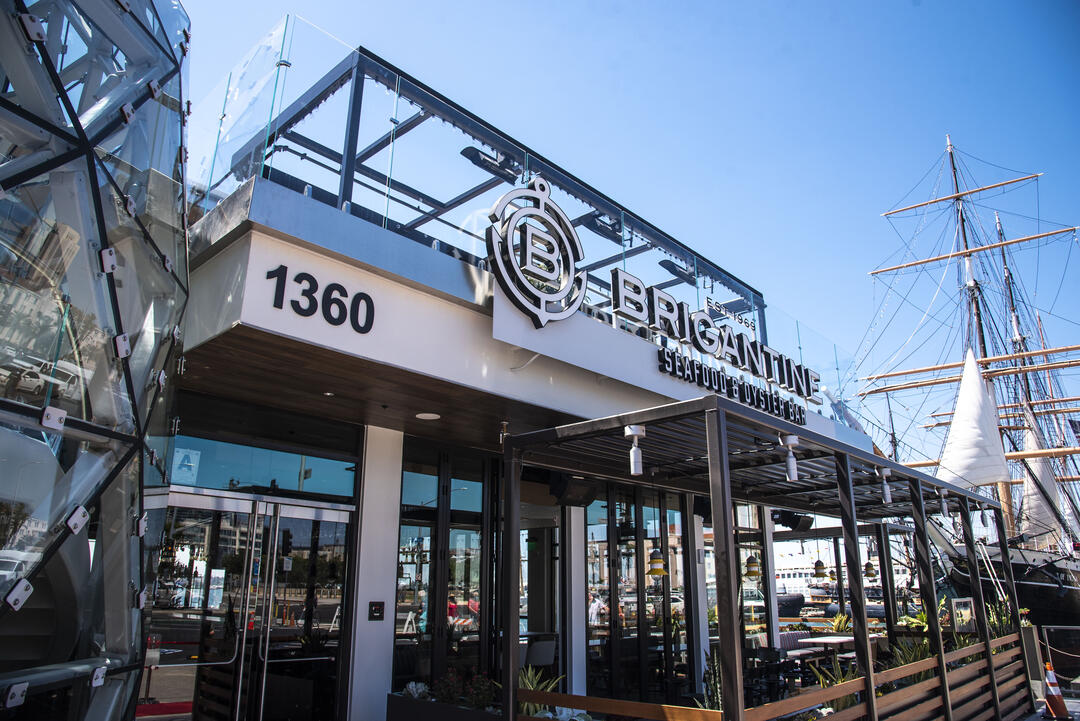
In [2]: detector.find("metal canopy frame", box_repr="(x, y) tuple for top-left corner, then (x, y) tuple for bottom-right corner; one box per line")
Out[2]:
(218, 45), (766, 318)
(499, 393), (1015, 721)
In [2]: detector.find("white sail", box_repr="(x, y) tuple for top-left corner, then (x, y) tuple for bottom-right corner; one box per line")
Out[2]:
(1018, 405), (1064, 547)
(935, 350), (1010, 490)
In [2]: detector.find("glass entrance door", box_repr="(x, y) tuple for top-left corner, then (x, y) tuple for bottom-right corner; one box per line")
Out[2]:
(144, 496), (351, 721)
(584, 485), (694, 704)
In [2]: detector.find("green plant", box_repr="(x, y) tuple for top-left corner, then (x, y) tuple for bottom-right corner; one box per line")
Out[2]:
(695, 649), (723, 710)
(888, 639), (934, 685)
(985, 601), (1017, 639)
(829, 613), (852, 633)
(783, 622), (812, 632)
(809, 657), (858, 710)
(515, 665), (563, 717)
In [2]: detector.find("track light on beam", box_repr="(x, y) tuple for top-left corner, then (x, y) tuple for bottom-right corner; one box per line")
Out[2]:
(780, 434), (799, 481)
(625, 425), (646, 476)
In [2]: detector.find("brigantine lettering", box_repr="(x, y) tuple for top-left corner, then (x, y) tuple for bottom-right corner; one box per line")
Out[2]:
(612, 267), (822, 405)
(658, 347), (807, 425)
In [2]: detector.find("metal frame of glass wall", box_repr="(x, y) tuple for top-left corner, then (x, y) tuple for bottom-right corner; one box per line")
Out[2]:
(0, 1), (190, 717)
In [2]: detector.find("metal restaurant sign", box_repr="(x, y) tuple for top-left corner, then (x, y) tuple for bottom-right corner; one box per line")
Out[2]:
(486, 180), (820, 424)
(486, 178), (586, 328)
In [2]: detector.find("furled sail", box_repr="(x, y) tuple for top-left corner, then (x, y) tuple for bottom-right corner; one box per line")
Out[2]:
(1018, 404), (1066, 547)
(935, 350), (1010, 490)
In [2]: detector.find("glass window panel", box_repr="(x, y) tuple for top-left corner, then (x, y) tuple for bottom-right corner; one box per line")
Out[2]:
(665, 493), (689, 696)
(0, 158), (134, 430)
(449, 456), (483, 512)
(641, 490), (663, 701)
(585, 496), (609, 697)
(446, 526), (481, 675)
(168, 435), (354, 498)
(392, 523), (431, 689)
(613, 487), (639, 698)
(401, 444), (438, 507)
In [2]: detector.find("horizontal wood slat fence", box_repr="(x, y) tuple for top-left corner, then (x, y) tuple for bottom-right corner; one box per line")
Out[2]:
(516, 633), (1031, 721)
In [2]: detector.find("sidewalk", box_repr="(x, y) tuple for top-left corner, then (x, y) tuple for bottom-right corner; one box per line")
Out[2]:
(1021, 695), (1080, 720)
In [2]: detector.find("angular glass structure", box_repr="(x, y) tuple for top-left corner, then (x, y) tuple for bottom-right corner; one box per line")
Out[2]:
(0, 0), (189, 717)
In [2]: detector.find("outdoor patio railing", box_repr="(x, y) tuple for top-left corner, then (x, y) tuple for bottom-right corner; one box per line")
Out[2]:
(516, 632), (1030, 721)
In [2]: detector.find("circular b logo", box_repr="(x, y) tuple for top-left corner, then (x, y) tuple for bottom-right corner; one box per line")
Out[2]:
(486, 178), (586, 328)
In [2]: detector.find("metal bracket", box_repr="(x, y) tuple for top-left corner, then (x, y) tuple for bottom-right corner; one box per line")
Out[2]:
(113, 0), (132, 12)
(153, 369), (166, 391)
(123, 195), (136, 217)
(148, 80), (161, 99)
(114, 333), (131, 359)
(169, 416), (181, 435)
(147, 448), (158, 466)
(4, 579), (32, 611)
(3, 682), (28, 708)
(120, 103), (135, 125)
(135, 587), (147, 609)
(65, 505), (89, 535)
(175, 355), (186, 376)
(90, 666), (106, 688)
(171, 325), (182, 344)
(163, 255), (173, 274)
(41, 406), (66, 431)
(135, 512), (147, 538)
(100, 248), (117, 274)
(17, 14), (45, 44)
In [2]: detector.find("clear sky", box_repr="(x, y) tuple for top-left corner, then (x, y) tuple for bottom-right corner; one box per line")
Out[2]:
(179, 0), (1080, 440)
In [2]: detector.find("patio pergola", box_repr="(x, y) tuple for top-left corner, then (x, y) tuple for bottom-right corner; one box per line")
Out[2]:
(500, 393), (1034, 721)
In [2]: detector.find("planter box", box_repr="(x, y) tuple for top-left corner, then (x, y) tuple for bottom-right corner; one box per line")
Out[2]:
(386, 692), (500, 721)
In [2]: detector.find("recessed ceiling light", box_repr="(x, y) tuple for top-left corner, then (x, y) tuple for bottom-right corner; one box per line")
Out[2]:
(323, 392), (335, 397)
(415, 412), (441, 421)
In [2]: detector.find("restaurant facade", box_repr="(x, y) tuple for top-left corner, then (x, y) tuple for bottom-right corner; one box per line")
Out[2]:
(0, 11), (1034, 721)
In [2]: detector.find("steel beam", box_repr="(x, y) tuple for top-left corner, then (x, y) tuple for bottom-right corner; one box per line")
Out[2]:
(909, 475), (953, 721)
(994, 507), (1035, 711)
(836, 453), (878, 721)
(875, 523), (899, 648)
(338, 55), (365, 207)
(355, 110), (426, 164)
(959, 497), (1002, 720)
(705, 407), (744, 721)
(500, 444), (522, 717)
(405, 176), (503, 230)
(833, 538), (846, 613)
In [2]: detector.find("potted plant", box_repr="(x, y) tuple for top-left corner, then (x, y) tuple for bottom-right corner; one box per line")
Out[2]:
(387, 667), (500, 721)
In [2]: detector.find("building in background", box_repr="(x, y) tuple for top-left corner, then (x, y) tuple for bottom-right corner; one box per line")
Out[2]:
(0, 0), (190, 718)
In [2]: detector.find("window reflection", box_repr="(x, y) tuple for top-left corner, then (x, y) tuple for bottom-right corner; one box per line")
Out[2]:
(168, 435), (355, 498)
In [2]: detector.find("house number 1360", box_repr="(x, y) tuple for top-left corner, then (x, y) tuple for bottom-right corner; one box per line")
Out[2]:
(265, 264), (374, 333)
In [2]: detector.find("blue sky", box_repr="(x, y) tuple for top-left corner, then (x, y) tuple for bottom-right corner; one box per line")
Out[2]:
(180, 0), (1080, 445)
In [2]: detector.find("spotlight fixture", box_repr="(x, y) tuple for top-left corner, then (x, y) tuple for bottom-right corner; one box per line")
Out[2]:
(863, 562), (878, 579)
(772, 509), (813, 532)
(744, 555), (761, 579)
(780, 434), (799, 482)
(813, 560), (828, 579)
(415, 412), (441, 421)
(625, 425), (646, 476)
(460, 146), (519, 183)
(646, 548), (668, 577)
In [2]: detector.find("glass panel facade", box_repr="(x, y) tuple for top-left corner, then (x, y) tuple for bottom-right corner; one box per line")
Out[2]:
(0, 0), (188, 710)
(168, 435), (356, 498)
(585, 496), (609, 696)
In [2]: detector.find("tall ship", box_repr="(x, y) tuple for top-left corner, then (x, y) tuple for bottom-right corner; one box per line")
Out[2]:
(855, 136), (1080, 626)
